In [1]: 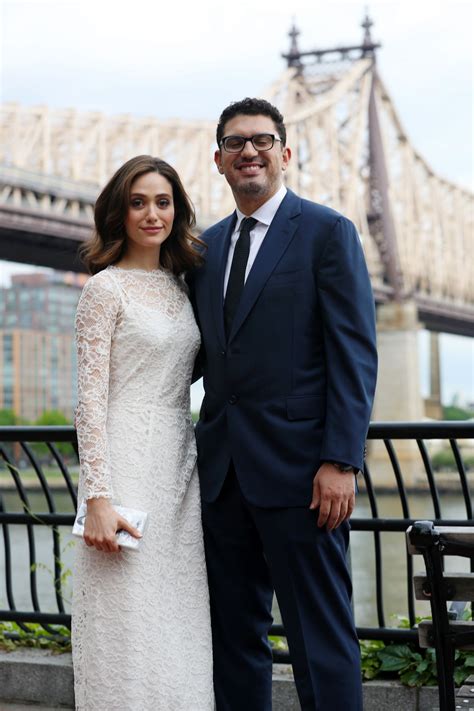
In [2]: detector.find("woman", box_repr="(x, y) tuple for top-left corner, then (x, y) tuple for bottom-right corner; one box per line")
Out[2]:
(72, 155), (213, 710)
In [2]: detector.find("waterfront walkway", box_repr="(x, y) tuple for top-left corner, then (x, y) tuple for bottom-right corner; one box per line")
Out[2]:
(0, 648), (441, 710)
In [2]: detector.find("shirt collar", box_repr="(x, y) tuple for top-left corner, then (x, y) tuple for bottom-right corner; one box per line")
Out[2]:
(235, 184), (287, 230)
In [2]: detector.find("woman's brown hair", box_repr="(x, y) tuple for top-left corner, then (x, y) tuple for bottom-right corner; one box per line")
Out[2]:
(80, 155), (205, 275)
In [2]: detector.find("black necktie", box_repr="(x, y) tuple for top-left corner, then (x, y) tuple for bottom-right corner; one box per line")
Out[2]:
(224, 217), (258, 338)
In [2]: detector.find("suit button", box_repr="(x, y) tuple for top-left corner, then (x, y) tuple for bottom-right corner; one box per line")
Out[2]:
(228, 395), (238, 405)
(220, 350), (226, 358)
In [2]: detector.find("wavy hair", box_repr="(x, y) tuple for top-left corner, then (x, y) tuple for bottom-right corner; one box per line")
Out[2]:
(80, 155), (205, 275)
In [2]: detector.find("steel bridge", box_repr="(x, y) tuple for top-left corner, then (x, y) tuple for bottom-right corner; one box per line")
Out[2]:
(0, 16), (472, 337)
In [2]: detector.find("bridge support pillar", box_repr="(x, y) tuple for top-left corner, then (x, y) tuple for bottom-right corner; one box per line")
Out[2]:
(368, 300), (425, 488)
(424, 331), (443, 419)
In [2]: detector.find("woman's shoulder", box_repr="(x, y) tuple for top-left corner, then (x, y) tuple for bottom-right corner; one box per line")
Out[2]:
(78, 268), (120, 303)
(83, 267), (118, 288)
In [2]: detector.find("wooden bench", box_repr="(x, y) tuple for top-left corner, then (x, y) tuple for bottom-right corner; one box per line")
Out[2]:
(454, 676), (474, 711)
(407, 521), (474, 711)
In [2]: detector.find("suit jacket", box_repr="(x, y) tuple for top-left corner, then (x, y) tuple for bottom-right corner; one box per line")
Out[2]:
(189, 189), (377, 507)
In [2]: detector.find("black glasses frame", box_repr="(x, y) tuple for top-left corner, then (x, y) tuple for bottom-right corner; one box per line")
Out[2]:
(219, 133), (282, 153)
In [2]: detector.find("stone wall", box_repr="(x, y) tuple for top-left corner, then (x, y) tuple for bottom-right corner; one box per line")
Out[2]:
(0, 649), (440, 710)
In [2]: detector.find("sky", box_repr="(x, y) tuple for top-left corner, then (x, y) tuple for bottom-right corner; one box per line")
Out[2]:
(0, 0), (473, 406)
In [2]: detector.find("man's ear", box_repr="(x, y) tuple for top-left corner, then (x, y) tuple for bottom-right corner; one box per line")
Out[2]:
(214, 149), (224, 174)
(282, 146), (291, 171)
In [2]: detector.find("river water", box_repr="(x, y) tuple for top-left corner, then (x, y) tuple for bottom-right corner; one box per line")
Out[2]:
(0, 489), (472, 629)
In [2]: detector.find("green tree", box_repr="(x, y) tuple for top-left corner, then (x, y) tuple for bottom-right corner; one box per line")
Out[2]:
(442, 393), (474, 421)
(442, 404), (474, 421)
(0, 408), (19, 425)
(35, 410), (71, 427)
(32, 410), (73, 459)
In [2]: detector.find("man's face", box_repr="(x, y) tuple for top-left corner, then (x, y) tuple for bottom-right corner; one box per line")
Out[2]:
(214, 114), (291, 206)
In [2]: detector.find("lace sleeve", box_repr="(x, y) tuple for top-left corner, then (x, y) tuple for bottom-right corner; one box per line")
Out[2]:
(75, 273), (120, 500)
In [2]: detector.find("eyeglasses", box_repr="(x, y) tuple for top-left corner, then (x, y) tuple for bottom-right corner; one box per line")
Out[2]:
(220, 133), (282, 153)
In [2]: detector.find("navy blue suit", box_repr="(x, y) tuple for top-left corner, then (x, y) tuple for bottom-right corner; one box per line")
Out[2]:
(190, 189), (377, 710)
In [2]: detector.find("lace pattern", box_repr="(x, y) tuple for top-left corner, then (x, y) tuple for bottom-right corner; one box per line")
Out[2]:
(72, 266), (214, 710)
(75, 273), (118, 499)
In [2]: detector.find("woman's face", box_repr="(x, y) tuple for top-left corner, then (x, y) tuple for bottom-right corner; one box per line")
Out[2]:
(124, 171), (175, 253)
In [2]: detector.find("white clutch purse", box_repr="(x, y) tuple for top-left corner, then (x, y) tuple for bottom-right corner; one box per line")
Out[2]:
(72, 501), (149, 551)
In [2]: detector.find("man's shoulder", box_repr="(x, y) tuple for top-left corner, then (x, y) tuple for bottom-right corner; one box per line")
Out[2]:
(298, 194), (348, 229)
(200, 214), (234, 243)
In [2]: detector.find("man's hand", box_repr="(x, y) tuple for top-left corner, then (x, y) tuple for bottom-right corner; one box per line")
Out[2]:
(84, 498), (142, 552)
(309, 462), (355, 530)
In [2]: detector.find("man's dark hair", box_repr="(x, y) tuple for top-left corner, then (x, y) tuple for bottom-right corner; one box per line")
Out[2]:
(216, 98), (286, 147)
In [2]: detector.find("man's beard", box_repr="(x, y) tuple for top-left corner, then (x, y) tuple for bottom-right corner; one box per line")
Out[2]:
(235, 180), (268, 196)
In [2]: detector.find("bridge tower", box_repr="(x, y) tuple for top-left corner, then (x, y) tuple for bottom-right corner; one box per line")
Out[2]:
(282, 15), (432, 485)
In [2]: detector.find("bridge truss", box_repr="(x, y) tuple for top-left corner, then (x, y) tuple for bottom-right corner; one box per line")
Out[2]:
(0, 18), (472, 333)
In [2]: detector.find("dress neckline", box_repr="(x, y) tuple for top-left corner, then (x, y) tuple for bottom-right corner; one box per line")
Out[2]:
(108, 265), (165, 275)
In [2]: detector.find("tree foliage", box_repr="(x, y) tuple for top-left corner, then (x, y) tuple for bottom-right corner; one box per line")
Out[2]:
(443, 404), (474, 421)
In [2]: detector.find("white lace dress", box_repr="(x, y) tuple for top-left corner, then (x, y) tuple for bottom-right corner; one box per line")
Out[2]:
(72, 266), (214, 711)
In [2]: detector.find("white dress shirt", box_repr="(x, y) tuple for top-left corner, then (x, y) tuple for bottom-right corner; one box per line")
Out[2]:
(223, 184), (287, 296)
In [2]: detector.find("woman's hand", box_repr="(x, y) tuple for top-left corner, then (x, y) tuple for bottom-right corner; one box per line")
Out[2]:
(84, 498), (142, 552)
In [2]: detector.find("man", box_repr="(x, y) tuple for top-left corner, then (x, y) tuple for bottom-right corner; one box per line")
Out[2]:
(189, 97), (377, 711)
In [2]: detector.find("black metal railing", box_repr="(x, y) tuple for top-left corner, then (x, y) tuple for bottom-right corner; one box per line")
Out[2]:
(0, 422), (473, 657)
(353, 421), (473, 647)
(0, 426), (77, 634)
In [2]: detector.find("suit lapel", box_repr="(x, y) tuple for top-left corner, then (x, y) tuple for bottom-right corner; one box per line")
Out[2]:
(228, 190), (301, 343)
(207, 213), (237, 348)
